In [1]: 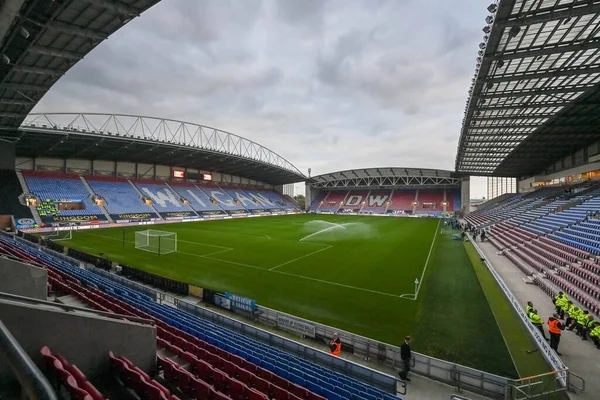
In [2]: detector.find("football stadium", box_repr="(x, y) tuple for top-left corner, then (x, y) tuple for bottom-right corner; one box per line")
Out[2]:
(1, 1), (600, 400)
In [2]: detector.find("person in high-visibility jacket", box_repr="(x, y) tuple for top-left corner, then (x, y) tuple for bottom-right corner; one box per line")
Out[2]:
(574, 310), (590, 336)
(566, 303), (579, 327)
(329, 333), (341, 357)
(582, 314), (596, 341)
(548, 313), (565, 355)
(567, 307), (584, 331)
(528, 309), (548, 340)
(590, 322), (600, 349)
(526, 301), (534, 316)
(554, 292), (568, 319)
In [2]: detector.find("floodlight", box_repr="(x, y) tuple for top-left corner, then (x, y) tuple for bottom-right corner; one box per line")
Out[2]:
(497, 60), (505, 68)
(1, 54), (10, 64)
(479, 42), (486, 49)
(20, 27), (30, 39)
(485, 15), (494, 24)
(508, 26), (521, 38)
(483, 26), (491, 34)
(487, 4), (497, 13)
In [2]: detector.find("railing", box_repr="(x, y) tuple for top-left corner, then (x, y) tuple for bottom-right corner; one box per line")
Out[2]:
(507, 369), (584, 399)
(0, 291), (155, 327)
(0, 318), (58, 400)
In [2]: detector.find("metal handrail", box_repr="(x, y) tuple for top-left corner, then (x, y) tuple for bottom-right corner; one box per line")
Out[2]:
(0, 318), (58, 400)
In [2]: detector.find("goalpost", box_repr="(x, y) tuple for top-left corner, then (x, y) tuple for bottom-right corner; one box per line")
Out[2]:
(135, 229), (177, 255)
(42, 230), (72, 241)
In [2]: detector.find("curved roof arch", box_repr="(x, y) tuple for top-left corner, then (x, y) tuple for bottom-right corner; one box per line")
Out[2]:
(3, 112), (306, 184)
(308, 167), (461, 189)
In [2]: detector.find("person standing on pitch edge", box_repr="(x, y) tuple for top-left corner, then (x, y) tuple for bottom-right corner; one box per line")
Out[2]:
(398, 336), (412, 382)
(548, 313), (565, 356)
(329, 333), (341, 357)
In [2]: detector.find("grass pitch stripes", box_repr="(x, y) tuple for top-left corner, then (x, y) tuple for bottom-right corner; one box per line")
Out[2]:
(62, 214), (528, 376)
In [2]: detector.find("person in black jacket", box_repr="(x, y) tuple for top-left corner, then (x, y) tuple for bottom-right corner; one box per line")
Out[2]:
(398, 336), (412, 381)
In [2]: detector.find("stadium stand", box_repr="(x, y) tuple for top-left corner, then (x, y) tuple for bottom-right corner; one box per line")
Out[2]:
(85, 176), (160, 219)
(414, 190), (444, 214)
(22, 171), (105, 222)
(199, 185), (249, 212)
(316, 192), (346, 213)
(254, 189), (297, 210)
(470, 185), (600, 326)
(133, 181), (192, 213)
(166, 182), (227, 214)
(224, 188), (266, 211)
(386, 191), (415, 213)
(360, 190), (391, 214)
(0, 234), (401, 400)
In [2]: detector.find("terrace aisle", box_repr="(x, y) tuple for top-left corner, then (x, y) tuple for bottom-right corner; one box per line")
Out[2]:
(476, 240), (598, 400)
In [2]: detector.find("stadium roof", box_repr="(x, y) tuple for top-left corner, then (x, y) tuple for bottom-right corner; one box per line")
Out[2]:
(308, 168), (461, 189)
(0, 0), (161, 129)
(455, 0), (600, 177)
(4, 113), (305, 184)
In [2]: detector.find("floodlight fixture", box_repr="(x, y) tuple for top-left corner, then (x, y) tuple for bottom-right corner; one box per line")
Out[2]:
(483, 25), (491, 34)
(20, 27), (30, 39)
(487, 4), (497, 13)
(485, 15), (494, 24)
(1, 54), (10, 64)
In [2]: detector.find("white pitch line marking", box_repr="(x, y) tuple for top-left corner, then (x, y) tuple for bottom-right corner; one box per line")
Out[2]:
(412, 219), (441, 300)
(269, 245), (333, 271)
(272, 270), (402, 298)
(74, 230), (407, 299)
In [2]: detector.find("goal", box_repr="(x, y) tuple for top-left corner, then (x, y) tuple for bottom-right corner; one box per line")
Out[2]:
(135, 230), (177, 255)
(42, 230), (72, 241)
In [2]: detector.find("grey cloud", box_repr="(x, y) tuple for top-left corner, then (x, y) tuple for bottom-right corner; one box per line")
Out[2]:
(35, 0), (487, 196)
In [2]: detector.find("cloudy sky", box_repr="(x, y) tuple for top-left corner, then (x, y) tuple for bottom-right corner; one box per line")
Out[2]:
(34, 0), (489, 197)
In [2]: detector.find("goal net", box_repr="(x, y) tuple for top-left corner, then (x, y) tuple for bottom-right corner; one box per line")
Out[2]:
(135, 230), (177, 255)
(42, 230), (72, 241)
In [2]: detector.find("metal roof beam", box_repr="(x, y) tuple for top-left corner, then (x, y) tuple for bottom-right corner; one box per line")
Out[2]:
(478, 84), (596, 99)
(498, 3), (600, 27)
(43, 21), (108, 40)
(475, 102), (572, 110)
(472, 113), (556, 121)
(0, 112), (27, 118)
(82, 0), (140, 17)
(469, 123), (539, 129)
(0, 99), (33, 105)
(10, 65), (64, 76)
(0, 83), (50, 91)
(27, 45), (84, 60)
(485, 65), (600, 84)
(492, 40), (600, 62)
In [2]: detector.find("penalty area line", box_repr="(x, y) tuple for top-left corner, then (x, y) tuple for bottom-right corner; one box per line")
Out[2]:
(269, 245), (333, 271)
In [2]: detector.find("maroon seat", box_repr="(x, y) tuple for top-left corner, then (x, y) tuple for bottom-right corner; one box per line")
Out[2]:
(246, 387), (268, 400)
(192, 377), (212, 400)
(235, 366), (252, 384)
(207, 352), (221, 369)
(195, 359), (213, 383)
(212, 368), (229, 393)
(142, 379), (169, 400)
(271, 374), (289, 391)
(53, 359), (72, 390)
(66, 376), (93, 400)
(253, 376), (271, 396)
(211, 388), (232, 400)
(256, 367), (272, 382)
(80, 381), (105, 400)
(175, 368), (194, 396)
(290, 384), (309, 399)
(229, 378), (245, 400)
(221, 359), (236, 377)
(271, 384), (290, 400)
(66, 364), (87, 386)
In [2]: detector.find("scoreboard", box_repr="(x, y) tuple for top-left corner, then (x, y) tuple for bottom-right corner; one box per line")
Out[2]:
(173, 170), (212, 181)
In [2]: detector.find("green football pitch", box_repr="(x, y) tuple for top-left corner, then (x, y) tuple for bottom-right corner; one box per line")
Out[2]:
(63, 214), (531, 377)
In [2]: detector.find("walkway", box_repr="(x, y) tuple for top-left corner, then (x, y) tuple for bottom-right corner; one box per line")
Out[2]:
(476, 240), (597, 400)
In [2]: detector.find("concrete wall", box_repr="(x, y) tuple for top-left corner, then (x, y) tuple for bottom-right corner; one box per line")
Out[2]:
(0, 257), (47, 300)
(0, 298), (156, 383)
